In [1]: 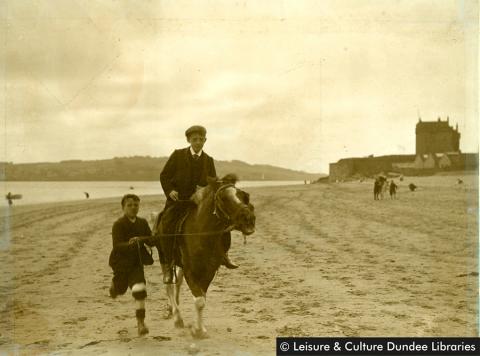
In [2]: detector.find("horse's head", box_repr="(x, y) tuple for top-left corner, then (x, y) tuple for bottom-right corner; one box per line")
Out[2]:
(207, 174), (256, 236)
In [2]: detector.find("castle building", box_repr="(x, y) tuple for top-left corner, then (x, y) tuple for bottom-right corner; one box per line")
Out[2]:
(415, 117), (460, 155)
(328, 116), (477, 182)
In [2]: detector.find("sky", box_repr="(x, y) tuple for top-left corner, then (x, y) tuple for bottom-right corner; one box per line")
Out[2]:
(1, 0), (478, 173)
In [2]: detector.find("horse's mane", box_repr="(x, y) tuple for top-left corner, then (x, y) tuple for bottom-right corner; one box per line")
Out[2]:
(191, 174), (239, 206)
(220, 173), (238, 185)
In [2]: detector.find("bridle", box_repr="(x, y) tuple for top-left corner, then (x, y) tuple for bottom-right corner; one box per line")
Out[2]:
(213, 182), (247, 231)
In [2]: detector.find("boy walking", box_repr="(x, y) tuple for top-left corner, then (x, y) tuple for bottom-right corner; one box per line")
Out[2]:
(109, 194), (155, 336)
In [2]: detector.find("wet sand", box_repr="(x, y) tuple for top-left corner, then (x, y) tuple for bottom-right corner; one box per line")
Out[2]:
(0, 174), (478, 355)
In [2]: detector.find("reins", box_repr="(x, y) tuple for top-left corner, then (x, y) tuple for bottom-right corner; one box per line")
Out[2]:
(151, 182), (246, 239)
(154, 227), (234, 238)
(127, 229), (232, 244)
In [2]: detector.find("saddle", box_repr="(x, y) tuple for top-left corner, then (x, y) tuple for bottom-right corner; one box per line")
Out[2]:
(162, 201), (195, 234)
(156, 201), (196, 268)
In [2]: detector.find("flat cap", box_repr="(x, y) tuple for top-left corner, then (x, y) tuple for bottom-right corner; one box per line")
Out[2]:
(185, 125), (207, 138)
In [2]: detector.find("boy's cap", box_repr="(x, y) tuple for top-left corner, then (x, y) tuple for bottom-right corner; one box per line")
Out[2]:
(185, 125), (207, 138)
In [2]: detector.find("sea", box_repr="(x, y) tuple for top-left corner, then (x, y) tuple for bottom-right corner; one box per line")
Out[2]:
(1, 181), (304, 207)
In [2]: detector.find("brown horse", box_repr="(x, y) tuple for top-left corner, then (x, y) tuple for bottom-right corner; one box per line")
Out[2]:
(152, 174), (255, 338)
(374, 176), (387, 200)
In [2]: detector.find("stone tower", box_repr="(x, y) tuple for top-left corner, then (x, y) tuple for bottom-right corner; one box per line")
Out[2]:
(415, 117), (460, 155)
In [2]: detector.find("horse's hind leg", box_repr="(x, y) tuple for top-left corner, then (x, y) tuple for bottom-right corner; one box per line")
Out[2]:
(174, 267), (184, 307)
(165, 275), (184, 328)
(173, 268), (184, 328)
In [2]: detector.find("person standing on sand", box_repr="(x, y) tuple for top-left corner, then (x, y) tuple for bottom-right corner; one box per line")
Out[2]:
(158, 125), (238, 284)
(108, 194), (155, 336)
(389, 180), (398, 199)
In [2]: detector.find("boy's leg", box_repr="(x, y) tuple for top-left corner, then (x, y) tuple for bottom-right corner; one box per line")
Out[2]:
(129, 266), (149, 336)
(110, 272), (128, 299)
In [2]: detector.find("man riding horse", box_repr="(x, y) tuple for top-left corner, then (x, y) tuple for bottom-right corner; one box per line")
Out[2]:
(159, 125), (238, 284)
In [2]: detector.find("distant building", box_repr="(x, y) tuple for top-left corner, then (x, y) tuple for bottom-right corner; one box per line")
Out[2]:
(413, 154), (424, 169)
(416, 117), (460, 155)
(422, 153), (437, 169)
(328, 116), (477, 182)
(329, 155), (416, 182)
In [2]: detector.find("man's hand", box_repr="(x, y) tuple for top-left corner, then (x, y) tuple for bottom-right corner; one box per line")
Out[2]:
(128, 236), (140, 245)
(169, 190), (179, 201)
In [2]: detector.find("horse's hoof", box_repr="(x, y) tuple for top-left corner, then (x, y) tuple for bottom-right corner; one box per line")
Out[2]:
(190, 326), (208, 339)
(164, 310), (173, 320)
(174, 318), (184, 328)
(163, 306), (173, 319)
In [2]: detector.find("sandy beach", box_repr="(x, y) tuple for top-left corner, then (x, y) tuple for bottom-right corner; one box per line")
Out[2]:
(0, 174), (478, 355)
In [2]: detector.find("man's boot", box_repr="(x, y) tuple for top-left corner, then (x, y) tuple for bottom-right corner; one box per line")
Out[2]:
(161, 263), (174, 284)
(109, 279), (117, 299)
(222, 232), (239, 269)
(223, 253), (239, 269)
(136, 309), (149, 336)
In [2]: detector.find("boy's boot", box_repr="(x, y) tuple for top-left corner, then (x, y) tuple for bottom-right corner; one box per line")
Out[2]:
(136, 309), (149, 336)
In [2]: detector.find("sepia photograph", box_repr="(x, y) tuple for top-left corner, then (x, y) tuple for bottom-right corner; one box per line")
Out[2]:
(0, 1), (478, 355)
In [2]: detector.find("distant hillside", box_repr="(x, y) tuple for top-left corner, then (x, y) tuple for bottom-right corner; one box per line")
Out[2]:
(1, 156), (324, 181)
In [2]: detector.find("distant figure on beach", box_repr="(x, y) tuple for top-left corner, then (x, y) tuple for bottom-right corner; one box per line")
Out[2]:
(158, 125), (237, 284)
(389, 180), (398, 199)
(409, 183), (417, 192)
(381, 178), (389, 199)
(6, 192), (13, 206)
(457, 179), (463, 185)
(373, 179), (381, 200)
(130, 186), (134, 190)
(84, 192), (90, 199)
(108, 194), (156, 336)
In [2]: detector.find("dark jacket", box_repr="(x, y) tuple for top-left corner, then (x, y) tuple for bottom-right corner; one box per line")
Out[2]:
(109, 216), (154, 272)
(160, 147), (216, 202)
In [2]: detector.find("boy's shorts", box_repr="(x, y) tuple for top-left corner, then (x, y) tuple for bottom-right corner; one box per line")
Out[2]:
(111, 265), (146, 296)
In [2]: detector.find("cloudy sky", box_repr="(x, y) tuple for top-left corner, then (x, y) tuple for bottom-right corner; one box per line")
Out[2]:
(1, 0), (478, 173)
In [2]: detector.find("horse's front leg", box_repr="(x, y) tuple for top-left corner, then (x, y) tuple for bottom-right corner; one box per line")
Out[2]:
(185, 276), (208, 338)
(192, 294), (208, 338)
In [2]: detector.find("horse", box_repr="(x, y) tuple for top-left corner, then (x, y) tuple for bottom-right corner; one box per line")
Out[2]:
(373, 176), (387, 200)
(380, 179), (389, 200)
(152, 174), (256, 338)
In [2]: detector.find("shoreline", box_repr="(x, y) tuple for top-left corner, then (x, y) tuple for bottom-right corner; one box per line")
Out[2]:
(2, 181), (306, 208)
